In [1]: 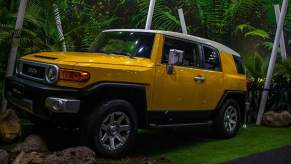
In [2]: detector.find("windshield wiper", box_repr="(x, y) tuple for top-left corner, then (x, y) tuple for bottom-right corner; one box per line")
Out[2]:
(111, 51), (134, 58)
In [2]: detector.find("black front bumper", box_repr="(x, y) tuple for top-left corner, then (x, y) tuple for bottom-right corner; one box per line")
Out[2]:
(5, 76), (81, 126)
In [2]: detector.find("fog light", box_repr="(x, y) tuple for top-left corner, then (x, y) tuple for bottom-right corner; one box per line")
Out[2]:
(45, 98), (64, 112)
(45, 97), (80, 113)
(52, 99), (64, 111)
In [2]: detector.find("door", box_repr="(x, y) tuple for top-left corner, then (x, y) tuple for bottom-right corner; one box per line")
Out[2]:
(152, 36), (206, 111)
(200, 45), (225, 110)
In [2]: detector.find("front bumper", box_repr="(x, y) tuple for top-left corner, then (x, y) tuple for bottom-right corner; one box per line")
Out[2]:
(5, 76), (82, 125)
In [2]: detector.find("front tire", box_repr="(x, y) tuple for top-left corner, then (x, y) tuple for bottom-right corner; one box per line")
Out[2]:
(213, 99), (241, 138)
(80, 99), (138, 158)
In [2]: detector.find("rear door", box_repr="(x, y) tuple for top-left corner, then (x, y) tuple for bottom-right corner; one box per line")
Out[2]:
(200, 45), (225, 110)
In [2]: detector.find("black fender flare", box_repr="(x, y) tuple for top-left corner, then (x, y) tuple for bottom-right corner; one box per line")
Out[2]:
(215, 90), (247, 120)
(80, 82), (148, 128)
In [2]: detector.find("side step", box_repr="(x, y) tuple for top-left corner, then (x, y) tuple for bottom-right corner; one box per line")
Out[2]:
(149, 121), (213, 128)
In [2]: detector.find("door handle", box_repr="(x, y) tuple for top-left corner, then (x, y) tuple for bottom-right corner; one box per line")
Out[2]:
(194, 76), (205, 82)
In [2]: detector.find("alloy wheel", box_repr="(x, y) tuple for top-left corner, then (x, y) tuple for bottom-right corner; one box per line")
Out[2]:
(97, 112), (131, 151)
(224, 105), (238, 133)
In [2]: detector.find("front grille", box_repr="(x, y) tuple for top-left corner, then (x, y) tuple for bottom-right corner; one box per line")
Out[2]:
(16, 60), (59, 84)
(22, 63), (46, 79)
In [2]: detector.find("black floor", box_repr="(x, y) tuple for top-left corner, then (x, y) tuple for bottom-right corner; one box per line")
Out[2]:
(228, 145), (291, 164)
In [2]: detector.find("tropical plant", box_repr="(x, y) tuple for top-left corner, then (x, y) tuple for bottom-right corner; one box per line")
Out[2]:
(234, 24), (271, 52)
(244, 53), (268, 85)
(244, 54), (291, 122)
(243, 53), (268, 122)
(268, 59), (291, 112)
(133, 0), (180, 31)
(0, 0), (65, 54)
(272, 58), (291, 91)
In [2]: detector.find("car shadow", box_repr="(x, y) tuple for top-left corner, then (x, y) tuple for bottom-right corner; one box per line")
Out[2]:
(31, 124), (216, 159)
(133, 125), (215, 156)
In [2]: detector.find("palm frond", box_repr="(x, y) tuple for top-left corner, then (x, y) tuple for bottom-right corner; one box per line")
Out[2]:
(245, 29), (270, 39)
(235, 24), (256, 34)
(133, 0), (180, 32)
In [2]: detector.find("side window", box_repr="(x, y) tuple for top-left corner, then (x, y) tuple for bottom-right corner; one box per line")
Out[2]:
(203, 46), (221, 71)
(162, 36), (201, 68)
(233, 55), (245, 74)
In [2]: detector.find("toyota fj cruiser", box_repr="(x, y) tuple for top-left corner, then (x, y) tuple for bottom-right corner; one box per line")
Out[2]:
(5, 29), (247, 157)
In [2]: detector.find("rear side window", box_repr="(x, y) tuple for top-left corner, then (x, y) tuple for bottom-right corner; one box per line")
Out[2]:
(233, 55), (245, 74)
(203, 46), (221, 71)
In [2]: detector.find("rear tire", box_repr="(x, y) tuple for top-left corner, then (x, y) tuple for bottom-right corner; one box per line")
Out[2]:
(80, 99), (138, 158)
(212, 99), (241, 138)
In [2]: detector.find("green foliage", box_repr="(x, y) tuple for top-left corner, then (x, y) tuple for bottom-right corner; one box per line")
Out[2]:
(245, 29), (270, 39)
(235, 24), (256, 34)
(234, 23), (282, 56)
(133, 0), (180, 31)
(244, 53), (268, 87)
(246, 53), (291, 108)
(235, 24), (270, 39)
(0, 0), (288, 54)
(274, 59), (291, 85)
(0, 0), (291, 81)
(263, 42), (275, 50)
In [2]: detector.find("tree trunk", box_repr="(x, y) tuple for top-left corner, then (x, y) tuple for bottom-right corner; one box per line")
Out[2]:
(1, 0), (28, 113)
(53, 3), (67, 52)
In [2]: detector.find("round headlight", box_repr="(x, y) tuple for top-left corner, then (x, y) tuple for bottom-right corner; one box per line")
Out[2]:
(46, 65), (58, 83)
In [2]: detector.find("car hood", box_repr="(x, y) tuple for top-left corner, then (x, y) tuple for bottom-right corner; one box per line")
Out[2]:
(21, 52), (154, 68)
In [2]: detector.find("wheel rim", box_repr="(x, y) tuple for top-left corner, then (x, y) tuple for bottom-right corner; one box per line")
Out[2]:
(224, 105), (238, 133)
(97, 112), (131, 151)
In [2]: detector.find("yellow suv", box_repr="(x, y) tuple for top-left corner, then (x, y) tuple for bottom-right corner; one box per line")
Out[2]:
(5, 29), (247, 157)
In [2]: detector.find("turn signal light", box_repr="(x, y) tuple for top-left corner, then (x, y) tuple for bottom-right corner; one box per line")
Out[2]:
(59, 69), (90, 82)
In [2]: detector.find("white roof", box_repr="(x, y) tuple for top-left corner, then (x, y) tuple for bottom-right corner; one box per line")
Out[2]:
(103, 29), (240, 57)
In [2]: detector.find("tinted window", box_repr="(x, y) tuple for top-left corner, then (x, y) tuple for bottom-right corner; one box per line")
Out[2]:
(233, 55), (245, 74)
(163, 37), (201, 68)
(89, 31), (155, 58)
(203, 46), (221, 71)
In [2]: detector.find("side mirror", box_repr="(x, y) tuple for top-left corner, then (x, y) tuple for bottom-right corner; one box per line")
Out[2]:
(167, 49), (184, 74)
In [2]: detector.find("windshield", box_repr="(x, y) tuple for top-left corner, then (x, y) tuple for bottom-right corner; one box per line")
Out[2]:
(89, 31), (155, 59)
